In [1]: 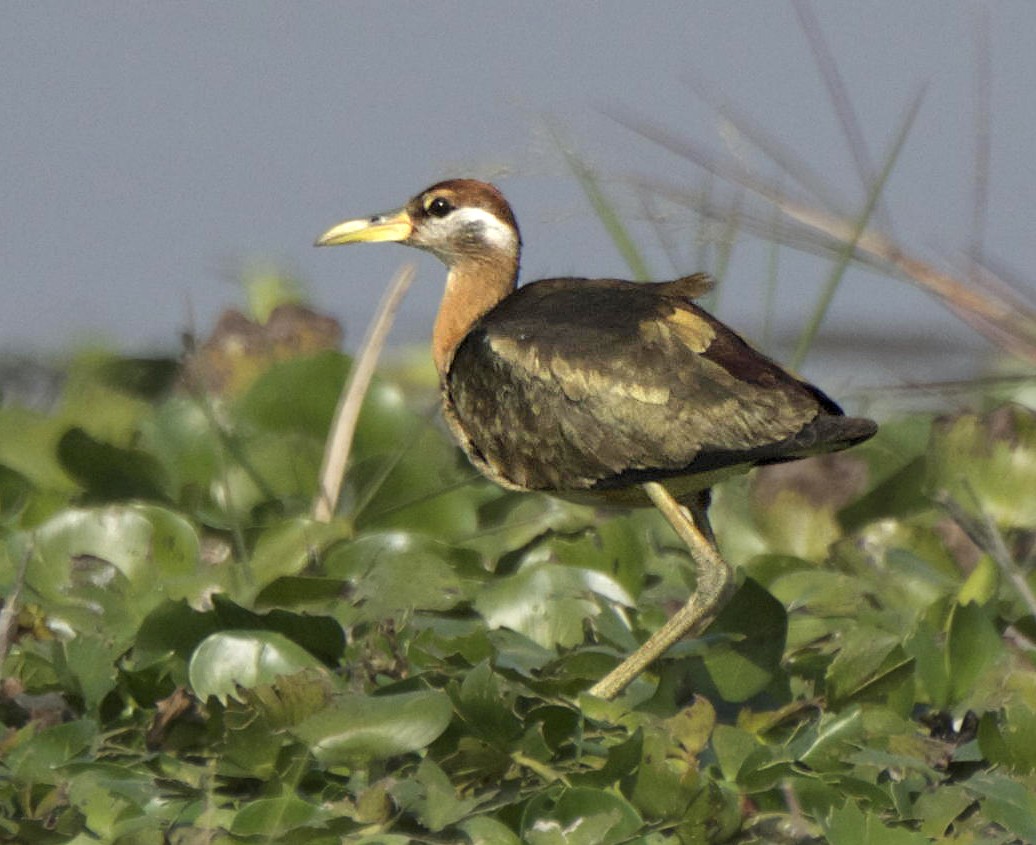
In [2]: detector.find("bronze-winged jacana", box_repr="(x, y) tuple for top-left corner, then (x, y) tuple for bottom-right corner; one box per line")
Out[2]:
(316, 179), (876, 699)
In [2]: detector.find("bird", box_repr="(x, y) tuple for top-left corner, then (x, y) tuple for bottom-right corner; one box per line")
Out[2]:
(316, 178), (877, 699)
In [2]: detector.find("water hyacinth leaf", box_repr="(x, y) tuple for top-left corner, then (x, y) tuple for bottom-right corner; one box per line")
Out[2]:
(825, 627), (902, 704)
(135, 595), (345, 667)
(350, 426), (485, 540)
(522, 787), (643, 845)
(32, 504), (200, 587)
(701, 578), (787, 702)
(57, 427), (169, 501)
(960, 773), (1036, 843)
(517, 518), (648, 600)
(247, 516), (352, 596)
(978, 705), (1036, 773)
(235, 350), (348, 438)
(5, 719), (98, 784)
(455, 660), (522, 743)
(98, 355), (180, 400)
(28, 504), (205, 635)
(0, 463), (33, 521)
(926, 404), (1036, 529)
(822, 799), (930, 845)
(475, 563), (632, 650)
(324, 530), (475, 622)
(947, 601), (1004, 705)
(459, 816), (522, 845)
(292, 690), (452, 766)
(397, 757), (479, 832)
(230, 794), (331, 838)
(188, 630), (327, 703)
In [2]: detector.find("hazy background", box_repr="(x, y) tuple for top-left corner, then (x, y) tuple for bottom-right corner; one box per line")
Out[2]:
(4, 3), (1034, 392)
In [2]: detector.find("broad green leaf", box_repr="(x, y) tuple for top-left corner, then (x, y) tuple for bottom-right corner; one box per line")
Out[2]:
(516, 518), (648, 600)
(822, 799), (929, 845)
(235, 350), (347, 438)
(912, 784), (973, 837)
(459, 816), (522, 845)
(926, 404), (1036, 528)
(5, 719), (98, 784)
(188, 630), (327, 703)
(230, 794), (330, 837)
(962, 772), (1036, 843)
(324, 530), (477, 623)
(396, 757), (479, 832)
(454, 660), (522, 743)
(28, 504), (206, 637)
(33, 504), (199, 588)
(825, 627), (904, 704)
(475, 563), (632, 650)
(522, 787), (643, 845)
(0, 463), (34, 523)
(946, 601), (1004, 705)
(978, 705), (1036, 773)
(246, 516), (352, 596)
(702, 578), (787, 702)
(711, 724), (765, 783)
(292, 689), (452, 766)
(57, 427), (169, 501)
(135, 595), (345, 667)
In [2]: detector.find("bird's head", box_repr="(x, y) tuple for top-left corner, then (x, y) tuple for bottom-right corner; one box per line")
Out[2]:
(316, 179), (521, 268)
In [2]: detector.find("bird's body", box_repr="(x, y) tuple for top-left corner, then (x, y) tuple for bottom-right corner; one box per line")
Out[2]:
(317, 178), (877, 698)
(317, 179), (876, 505)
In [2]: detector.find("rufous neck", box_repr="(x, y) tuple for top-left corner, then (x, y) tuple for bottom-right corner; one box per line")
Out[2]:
(432, 253), (518, 378)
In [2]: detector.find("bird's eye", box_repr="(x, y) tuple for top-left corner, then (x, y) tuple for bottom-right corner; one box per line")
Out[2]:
(427, 197), (453, 218)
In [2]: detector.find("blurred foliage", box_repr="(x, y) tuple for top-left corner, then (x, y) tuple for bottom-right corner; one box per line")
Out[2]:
(1, 312), (1035, 844)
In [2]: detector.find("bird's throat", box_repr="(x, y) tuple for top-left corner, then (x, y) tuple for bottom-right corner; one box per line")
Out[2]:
(432, 255), (518, 378)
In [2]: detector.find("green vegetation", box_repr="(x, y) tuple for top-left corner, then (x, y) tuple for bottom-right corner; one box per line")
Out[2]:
(1, 299), (1034, 842)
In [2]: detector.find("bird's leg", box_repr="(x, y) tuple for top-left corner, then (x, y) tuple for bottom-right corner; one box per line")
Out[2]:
(588, 481), (736, 700)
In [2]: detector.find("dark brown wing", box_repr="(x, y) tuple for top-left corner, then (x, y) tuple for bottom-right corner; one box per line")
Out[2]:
(444, 277), (874, 495)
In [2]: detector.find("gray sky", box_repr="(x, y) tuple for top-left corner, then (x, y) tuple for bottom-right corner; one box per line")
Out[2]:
(4, 3), (1034, 388)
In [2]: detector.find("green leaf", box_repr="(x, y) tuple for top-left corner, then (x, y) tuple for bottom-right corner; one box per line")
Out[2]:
(978, 705), (1036, 773)
(475, 563), (631, 650)
(247, 516), (352, 596)
(28, 503), (205, 638)
(825, 627), (904, 704)
(926, 404), (1036, 528)
(711, 724), (765, 783)
(292, 689), (452, 766)
(5, 719), (98, 784)
(0, 463), (34, 522)
(397, 757), (479, 832)
(962, 772), (1036, 843)
(459, 816), (522, 845)
(57, 427), (169, 501)
(325, 530), (476, 622)
(135, 595), (346, 667)
(98, 356), (179, 400)
(702, 578), (787, 702)
(230, 794), (330, 837)
(188, 630), (327, 703)
(522, 787), (643, 845)
(235, 350), (348, 438)
(822, 799), (930, 845)
(946, 601), (1004, 705)
(455, 660), (522, 743)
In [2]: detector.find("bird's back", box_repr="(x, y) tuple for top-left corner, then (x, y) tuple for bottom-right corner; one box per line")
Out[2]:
(443, 276), (876, 501)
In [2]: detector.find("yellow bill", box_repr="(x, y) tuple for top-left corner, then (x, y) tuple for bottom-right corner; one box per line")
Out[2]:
(315, 208), (413, 247)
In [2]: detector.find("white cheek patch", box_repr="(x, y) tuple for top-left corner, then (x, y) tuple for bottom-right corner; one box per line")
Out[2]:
(452, 207), (519, 253)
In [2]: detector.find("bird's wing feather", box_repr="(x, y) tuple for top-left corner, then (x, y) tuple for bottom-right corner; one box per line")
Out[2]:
(447, 278), (834, 492)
